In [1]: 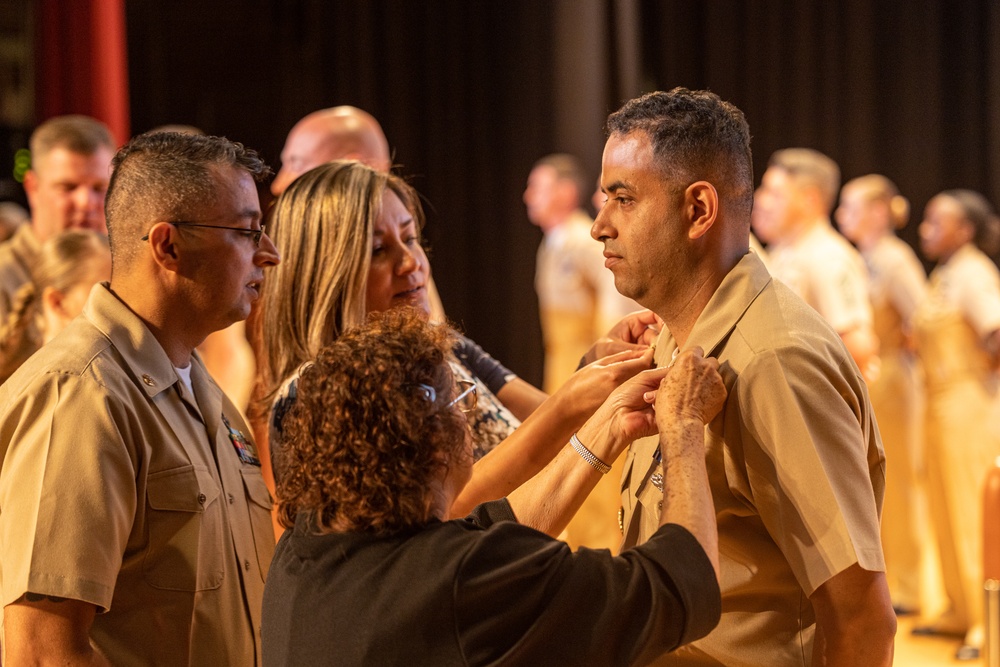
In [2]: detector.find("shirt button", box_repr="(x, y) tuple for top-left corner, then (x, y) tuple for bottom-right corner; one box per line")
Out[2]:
(228, 493), (235, 504)
(197, 493), (207, 505)
(244, 560), (251, 571)
(142, 374), (155, 386)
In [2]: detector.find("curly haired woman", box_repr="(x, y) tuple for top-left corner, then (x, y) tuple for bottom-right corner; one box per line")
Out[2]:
(262, 308), (725, 665)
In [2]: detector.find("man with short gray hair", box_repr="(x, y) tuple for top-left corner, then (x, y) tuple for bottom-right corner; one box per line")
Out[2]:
(0, 131), (280, 665)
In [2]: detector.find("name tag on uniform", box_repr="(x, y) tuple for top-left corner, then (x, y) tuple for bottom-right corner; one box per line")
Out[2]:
(222, 414), (261, 466)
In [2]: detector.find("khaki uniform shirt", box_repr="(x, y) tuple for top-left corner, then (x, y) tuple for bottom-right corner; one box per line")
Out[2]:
(0, 284), (274, 666)
(620, 253), (886, 666)
(748, 232), (771, 272)
(768, 220), (874, 334)
(0, 224), (41, 382)
(536, 210), (638, 393)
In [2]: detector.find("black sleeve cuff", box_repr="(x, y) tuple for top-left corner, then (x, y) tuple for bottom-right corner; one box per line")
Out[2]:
(464, 498), (518, 529)
(635, 523), (722, 647)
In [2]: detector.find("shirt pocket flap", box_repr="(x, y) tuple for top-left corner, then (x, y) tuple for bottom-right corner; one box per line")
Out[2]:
(147, 465), (220, 512)
(240, 468), (272, 510)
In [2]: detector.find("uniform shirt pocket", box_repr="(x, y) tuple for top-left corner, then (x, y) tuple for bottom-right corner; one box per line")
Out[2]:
(240, 467), (275, 582)
(143, 464), (225, 591)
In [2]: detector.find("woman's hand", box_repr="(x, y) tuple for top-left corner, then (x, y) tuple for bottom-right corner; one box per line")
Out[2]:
(654, 347), (727, 428)
(580, 310), (662, 367)
(580, 367), (671, 451)
(575, 348), (726, 462)
(554, 347), (655, 424)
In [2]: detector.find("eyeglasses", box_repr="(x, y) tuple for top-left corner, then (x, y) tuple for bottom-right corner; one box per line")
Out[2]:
(140, 221), (267, 246)
(411, 380), (478, 413)
(447, 381), (478, 412)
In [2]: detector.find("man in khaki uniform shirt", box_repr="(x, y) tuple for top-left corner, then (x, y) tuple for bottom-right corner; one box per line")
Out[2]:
(524, 154), (639, 395)
(0, 115), (114, 382)
(593, 88), (895, 666)
(753, 148), (880, 382)
(0, 132), (280, 665)
(524, 153), (639, 554)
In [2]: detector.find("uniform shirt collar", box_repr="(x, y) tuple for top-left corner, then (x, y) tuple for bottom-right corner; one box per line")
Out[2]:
(671, 251), (772, 359)
(81, 282), (181, 398)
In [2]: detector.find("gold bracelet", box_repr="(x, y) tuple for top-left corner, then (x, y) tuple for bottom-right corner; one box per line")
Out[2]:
(570, 432), (612, 475)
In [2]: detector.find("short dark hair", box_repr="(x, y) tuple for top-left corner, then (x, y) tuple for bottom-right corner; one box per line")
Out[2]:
(276, 307), (470, 535)
(940, 189), (1000, 258)
(606, 87), (753, 219)
(533, 153), (589, 207)
(104, 132), (271, 268)
(30, 115), (115, 162)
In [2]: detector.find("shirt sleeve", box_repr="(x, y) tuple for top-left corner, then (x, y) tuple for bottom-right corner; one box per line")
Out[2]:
(885, 248), (928, 327)
(957, 256), (1000, 338)
(736, 344), (885, 596)
(452, 335), (516, 396)
(808, 251), (874, 333)
(454, 521), (721, 666)
(463, 498), (518, 528)
(0, 372), (138, 611)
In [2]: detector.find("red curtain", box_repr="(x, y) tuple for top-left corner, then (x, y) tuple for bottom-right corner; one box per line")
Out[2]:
(35, 0), (130, 146)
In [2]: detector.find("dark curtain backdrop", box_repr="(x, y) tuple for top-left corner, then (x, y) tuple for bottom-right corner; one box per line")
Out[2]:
(125, 0), (1000, 386)
(641, 0), (1000, 264)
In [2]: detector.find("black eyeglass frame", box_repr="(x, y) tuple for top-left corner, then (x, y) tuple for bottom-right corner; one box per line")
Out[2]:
(140, 221), (266, 246)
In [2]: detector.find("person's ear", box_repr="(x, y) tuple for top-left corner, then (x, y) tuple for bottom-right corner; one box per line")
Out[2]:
(23, 170), (39, 206)
(146, 222), (181, 272)
(41, 285), (67, 319)
(686, 181), (719, 240)
(958, 218), (976, 245)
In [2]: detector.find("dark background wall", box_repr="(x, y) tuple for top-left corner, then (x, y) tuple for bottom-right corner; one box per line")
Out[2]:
(120, 0), (1000, 386)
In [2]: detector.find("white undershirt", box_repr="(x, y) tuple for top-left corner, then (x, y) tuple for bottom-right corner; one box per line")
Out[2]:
(175, 364), (193, 394)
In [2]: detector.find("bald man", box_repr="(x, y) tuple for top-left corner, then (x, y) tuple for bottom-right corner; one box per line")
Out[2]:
(271, 106), (391, 196)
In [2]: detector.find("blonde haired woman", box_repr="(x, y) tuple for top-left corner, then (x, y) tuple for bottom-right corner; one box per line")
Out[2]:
(259, 160), (656, 517)
(836, 174), (928, 616)
(0, 229), (110, 359)
(914, 189), (1000, 660)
